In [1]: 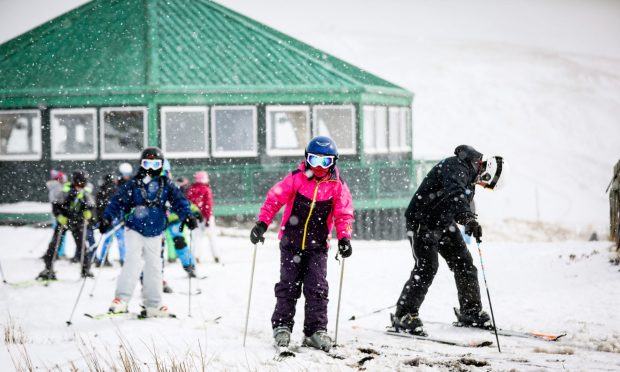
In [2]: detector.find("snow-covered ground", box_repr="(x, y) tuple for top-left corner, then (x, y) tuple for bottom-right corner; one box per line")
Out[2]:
(1, 226), (619, 370)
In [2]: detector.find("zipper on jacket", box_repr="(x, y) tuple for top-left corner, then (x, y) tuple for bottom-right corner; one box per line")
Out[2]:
(301, 181), (321, 250)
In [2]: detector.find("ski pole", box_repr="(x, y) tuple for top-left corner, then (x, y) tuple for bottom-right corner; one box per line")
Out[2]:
(242, 243), (259, 347)
(66, 272), (88, 326)
(476, 240), (501, 353)
(0, 260), (7, 284)
(88, 222), (125, 297)
(67, 221), (90, 327)
(348, 304), (396, 321)
(333, 255), (346, 346)
(188, 229), (193, 318)
(79, 220), (88, 273)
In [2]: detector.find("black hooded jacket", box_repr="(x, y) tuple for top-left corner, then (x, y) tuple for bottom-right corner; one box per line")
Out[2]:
(405, 145), (483, 230)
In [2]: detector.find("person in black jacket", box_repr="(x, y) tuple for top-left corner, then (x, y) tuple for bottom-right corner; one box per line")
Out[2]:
(392, 145), (506, 336)
(37, 170), (97, 280)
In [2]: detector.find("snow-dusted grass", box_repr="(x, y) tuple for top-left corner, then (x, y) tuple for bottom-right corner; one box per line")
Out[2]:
(1, 226), (620, 370)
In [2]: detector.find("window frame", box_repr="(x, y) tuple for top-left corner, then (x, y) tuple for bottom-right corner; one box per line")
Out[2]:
(99, 106), (148, 160)
(211, 105), (258, 158)
(0, 109), (42, 161)
(400, 107), (412, 151)
(312, 104), (356, 155)
(161, 106), (210, 159)
(50, 108), (98, 160)
(266, 105), (311, 156)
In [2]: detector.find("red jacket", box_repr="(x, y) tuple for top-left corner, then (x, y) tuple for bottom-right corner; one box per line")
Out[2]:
(187, 182), (213, 220)
(258, 162), (354, 250)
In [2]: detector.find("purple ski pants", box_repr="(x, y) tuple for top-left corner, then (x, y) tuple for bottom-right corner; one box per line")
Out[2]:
(271, 242), (329, 337)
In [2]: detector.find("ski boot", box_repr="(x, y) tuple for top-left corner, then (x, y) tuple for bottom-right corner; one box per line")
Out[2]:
(36, 268), (57, 281)
(109, 298), (128, 313)
(183, 265), (197, 278)
(142, 305), (170, 318)
(163, 280), (174, 293)
(303, 330), (333, 352)
(214, 257), (220, 264)
(391, 313), (427, 336)
(454, 308), (493, 329)
(273, 326), (291, 347)
(81, 268), (95, 278)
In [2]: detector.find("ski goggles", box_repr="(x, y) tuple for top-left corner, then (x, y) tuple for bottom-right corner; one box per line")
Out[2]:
(307, 153), (335, 169)
(140, 158), (163, 170)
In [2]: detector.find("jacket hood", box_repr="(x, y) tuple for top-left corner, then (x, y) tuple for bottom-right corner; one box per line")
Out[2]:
(454, 145), (483, 173)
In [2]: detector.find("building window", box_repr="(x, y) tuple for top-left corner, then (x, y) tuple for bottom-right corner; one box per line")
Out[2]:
(161, 106), (209, 158)
(0, 110), (41, 161)
(313, 105), (356, 155)
(388, 106), (412, 152)
(50, 108), (97, 160)
(212, 106), (257, 157)
(363, 106), (388, 154)
(266, 106), (310, 156)
(100, 107), (147, 159)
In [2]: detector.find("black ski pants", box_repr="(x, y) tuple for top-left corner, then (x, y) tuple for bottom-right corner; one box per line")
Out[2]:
(44, 221), (94, 272)
(395, 222), (483, 318)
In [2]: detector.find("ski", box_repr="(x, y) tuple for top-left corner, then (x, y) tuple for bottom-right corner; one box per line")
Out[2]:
(7, 279), (67, 288)
(84, 312), (177, 320)
(273, 344), (296, 361)
(84, 312), (134, 320)
(452, 322), (566, 341)
(450, 307), (566, 342)
(385, 327), (493, 348)
(178, 288), (202, 296)
(352, 325), (493, 348)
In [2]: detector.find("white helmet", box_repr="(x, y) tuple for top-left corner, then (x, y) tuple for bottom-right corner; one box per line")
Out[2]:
(118, 162), (133, 177)
(478, 156), (508, 190)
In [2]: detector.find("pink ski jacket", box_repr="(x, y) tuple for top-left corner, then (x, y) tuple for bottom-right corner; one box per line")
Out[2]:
(258, 162), (354, 250)
(186, 182), (213, 221)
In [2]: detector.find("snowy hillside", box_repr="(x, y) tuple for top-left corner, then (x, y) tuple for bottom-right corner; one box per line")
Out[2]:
(214, 0), (620, 229)
(1, 227), (619, 370)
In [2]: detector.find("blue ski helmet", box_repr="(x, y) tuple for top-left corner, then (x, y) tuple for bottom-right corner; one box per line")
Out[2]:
(305, 136), (338, 157)
(305, 136), (338, 172)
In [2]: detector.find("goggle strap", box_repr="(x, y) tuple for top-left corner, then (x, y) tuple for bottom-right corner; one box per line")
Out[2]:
(488, 156), (503, 189)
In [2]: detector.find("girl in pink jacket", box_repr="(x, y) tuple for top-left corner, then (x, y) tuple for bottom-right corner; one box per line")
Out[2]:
(250, 136), (354, 352)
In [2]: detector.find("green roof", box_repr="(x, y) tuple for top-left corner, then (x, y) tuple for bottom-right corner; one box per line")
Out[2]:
(0, 0), (411, 99)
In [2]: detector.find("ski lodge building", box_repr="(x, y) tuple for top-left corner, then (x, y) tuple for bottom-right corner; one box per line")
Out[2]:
(0, 0), (426, 239)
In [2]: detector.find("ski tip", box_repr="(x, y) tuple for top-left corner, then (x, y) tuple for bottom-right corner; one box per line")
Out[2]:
(476, 340), (494, 347)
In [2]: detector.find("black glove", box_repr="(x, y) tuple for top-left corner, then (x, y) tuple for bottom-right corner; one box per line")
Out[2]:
(181, 215), (198, 231)
(99, 217), (112, 234)
(463, 218), (482, 243)
(338, 238), (352, 258)
(250, 221), (267, 244)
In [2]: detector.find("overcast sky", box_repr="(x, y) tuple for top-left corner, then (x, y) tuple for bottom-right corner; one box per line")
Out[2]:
(1, 0), (620, 59)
